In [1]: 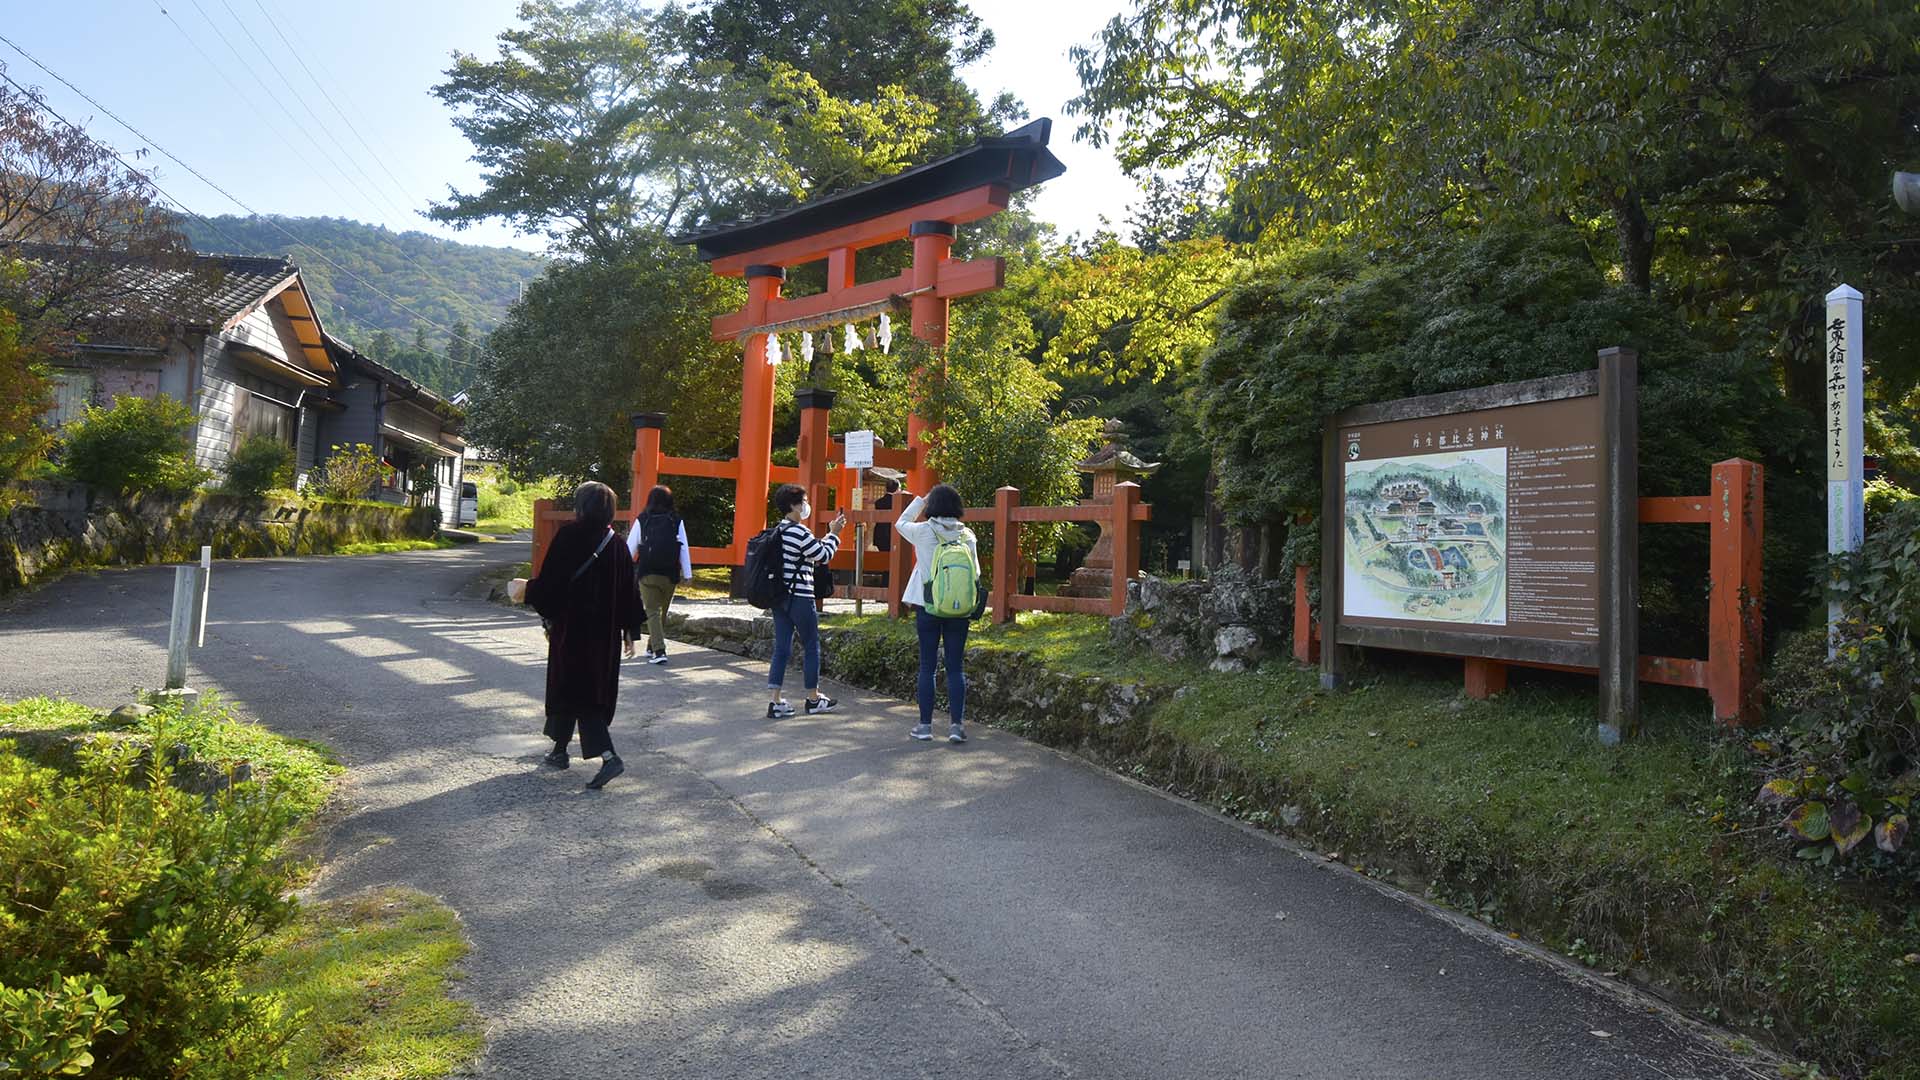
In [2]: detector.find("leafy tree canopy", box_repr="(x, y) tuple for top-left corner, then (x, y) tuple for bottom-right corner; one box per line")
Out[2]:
(430, 0), (966, 253)
(1071, 0), (1920, 400)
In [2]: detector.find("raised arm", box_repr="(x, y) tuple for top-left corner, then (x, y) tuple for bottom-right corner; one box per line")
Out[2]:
(895, 495), (933, 545)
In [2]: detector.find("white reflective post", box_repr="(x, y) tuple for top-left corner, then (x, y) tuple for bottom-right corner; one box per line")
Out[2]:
(194, 545), (211, 646)
(1825, 284), (1865, 654)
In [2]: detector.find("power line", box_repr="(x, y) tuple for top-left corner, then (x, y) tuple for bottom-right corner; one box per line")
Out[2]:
(0, 67), (259, 257)
(173, 0), (409, 225)
(163, 0), (516, 337)
(245, 0), (433, 208)
(0, 33), (486, 366)
(213, 0), (417, 223)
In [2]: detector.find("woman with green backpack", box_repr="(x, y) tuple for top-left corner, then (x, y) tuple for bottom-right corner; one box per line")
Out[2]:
(897, 483), (980, 743)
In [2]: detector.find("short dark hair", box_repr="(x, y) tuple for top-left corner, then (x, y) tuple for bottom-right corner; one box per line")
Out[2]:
(773, 483), (807, 515)
(884, 477), (901, 493)
(644, 484), (674, 515)
(925, 483), (964, 519)
(574, 481), (616, 527)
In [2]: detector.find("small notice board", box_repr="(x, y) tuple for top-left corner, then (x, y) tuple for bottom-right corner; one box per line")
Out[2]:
(844, 429), (876, 471)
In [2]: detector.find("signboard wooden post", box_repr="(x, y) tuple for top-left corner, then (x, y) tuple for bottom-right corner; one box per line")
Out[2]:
(845, 430), (874, 615)
(1320, 349), (1639, 739)
(1825, 284), (1865, 654)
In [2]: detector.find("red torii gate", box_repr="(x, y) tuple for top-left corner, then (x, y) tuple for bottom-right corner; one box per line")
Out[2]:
(533, 120), (1065, 576)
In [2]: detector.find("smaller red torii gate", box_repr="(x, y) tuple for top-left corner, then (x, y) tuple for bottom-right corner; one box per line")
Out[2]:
(535, 120), (1066, 575)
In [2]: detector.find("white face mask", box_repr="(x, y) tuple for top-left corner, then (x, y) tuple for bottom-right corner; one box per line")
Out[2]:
(797, 501), (811, 519)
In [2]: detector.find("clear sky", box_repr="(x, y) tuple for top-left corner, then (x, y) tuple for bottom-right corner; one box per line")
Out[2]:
(0, 0), (1140, 254)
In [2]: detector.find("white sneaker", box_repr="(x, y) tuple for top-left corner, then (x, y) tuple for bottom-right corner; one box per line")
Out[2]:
(648, 650), (669, 665)
(766, 701), (795, 719)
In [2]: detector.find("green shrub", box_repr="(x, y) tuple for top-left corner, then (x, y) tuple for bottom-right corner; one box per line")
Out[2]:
(1865, 478), (1918, 527)
(58, 395), (209, 494)
(1759, 500), (1920, 879)
(0, 727), (305, 1077)
(309, 442), (388, 502)
(1196, 224), (1823, 651)
(224, 435), (294, 497)
(494, 476), (519, 495)
(0, 976), (127, 1076)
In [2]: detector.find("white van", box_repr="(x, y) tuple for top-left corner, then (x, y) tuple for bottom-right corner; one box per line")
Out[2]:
(459, 481), (478, 527)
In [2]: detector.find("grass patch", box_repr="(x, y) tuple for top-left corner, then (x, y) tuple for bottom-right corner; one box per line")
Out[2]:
(470, 466), (552, 535)
(795, 616), (1920, 1079)
(0, 693), (340, 816)
(335, 537), (457, 556)
(678, 565), (734, 601)
(245, 887), (482, 1080)
(825, 609), (1152, 681)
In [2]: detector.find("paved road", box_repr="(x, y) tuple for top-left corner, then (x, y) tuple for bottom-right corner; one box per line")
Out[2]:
(0, 548), (1769, 1079)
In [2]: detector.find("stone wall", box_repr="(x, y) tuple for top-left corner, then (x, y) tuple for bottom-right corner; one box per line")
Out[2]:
(1108, 567), (1293, 673)
(0, 481), (437, 593)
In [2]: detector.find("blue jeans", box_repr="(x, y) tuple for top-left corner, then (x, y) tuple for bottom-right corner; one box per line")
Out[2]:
(769, 596), (820, 693)
(915, 606), (968, 726)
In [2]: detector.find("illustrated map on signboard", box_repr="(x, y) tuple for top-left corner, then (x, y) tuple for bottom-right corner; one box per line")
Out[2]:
(1342, 448), (1508, 626)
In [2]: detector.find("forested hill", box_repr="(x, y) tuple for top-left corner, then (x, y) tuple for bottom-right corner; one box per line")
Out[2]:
(179, 215), (545, 396)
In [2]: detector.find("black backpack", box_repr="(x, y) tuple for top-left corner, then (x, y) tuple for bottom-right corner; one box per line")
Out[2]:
(635, 512), (682, 582)
(740, 525), (789, 610)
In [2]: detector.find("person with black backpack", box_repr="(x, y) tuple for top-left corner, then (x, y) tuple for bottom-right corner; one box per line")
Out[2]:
(758, 484), (843, 719)
(624, 484), (692, 665)
(522, 481), (643, 789)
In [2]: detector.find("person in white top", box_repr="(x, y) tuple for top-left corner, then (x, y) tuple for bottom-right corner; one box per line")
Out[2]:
(896, 483), (980, 743)
(625, 485), (693, 664)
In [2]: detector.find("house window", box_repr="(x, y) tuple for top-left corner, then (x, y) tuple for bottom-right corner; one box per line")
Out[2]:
(239, 392), (296, 445)
(44, 369), (95, 427)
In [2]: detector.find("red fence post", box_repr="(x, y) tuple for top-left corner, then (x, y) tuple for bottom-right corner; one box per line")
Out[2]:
(886, 511), (910, 619)
(630, 413), (663, 515)
(1463, 657), (1508, 699)
(993, 486), (1020, 625)
(531, 498), (557, 576)
(1110, 482), (1141, 617)
(1708, 458), (1764, 726)
(1292, 564), (1317, 665)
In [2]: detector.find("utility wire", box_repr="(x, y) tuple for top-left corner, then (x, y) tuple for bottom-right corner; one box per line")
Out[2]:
(0, 33), (485, 367)
(244, 0), (433, 207)
(0, 67), (259, 258)
(173, 0), (408, 225)
(161, 0), (517, 339)
(213, 0), (417, 224)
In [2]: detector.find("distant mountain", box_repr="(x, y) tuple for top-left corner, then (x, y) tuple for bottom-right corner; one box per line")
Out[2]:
(179, 215), (546, 396)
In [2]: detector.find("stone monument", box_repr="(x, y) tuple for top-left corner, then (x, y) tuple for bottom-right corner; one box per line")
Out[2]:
(1061, 419), (1160, 599)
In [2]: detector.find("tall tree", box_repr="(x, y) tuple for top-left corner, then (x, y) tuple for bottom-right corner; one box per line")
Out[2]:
(431, 0), (940, 253)
(1071, 0), (1920, 399)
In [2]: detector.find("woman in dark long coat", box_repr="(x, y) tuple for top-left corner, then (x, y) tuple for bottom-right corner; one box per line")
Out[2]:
(525, 481), (643, 789)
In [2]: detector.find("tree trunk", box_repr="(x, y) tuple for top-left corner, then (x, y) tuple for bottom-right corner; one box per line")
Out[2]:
(1612, 188), (1655, 293)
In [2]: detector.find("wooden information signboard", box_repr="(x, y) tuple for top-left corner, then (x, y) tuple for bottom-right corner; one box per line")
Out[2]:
(1321, 349), (1641, 740)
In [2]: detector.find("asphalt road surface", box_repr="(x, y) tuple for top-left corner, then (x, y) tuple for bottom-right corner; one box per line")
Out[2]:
(0, 546), (1773, 1080)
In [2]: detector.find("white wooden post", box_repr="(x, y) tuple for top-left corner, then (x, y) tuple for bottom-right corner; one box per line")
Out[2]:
(1825, 284), (1866, 654)
(166, 566), (196, 691)
(193, 545), (211, 647)
(844, 431), (876, 617)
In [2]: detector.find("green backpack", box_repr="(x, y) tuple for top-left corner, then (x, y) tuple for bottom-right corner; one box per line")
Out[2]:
(924, 534), (979, 618)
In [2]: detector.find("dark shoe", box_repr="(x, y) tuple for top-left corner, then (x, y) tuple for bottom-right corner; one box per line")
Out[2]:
(804, 696), (839, 715)
(767, 701), (795, 719)
(586, 755), (625, 789)
(648, 650), (669, 665)
(948, 724), (967, 744)
(542, 748), (569, 769)
(909, 723), (934, 741)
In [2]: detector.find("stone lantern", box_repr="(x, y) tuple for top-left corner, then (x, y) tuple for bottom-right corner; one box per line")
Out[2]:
(1061, 419), (1160, 598)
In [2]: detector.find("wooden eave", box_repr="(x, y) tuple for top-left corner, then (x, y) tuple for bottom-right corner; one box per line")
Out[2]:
(220, 271), (336, 377)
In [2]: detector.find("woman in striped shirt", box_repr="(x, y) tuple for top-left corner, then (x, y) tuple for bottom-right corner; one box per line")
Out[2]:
(767, 483), (845, 719)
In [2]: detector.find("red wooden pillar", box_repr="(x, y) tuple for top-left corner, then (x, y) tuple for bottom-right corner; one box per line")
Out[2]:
(1464, 657), (1508, 699)
(1110, 481), (1142, 616)
(733, 265), (784, 563)
(1708, 458), (1764, 726)
(992, 486), (1021, 625)
(796, 389), (834, 609)
(631, 412), (664, 514)
(906, 221), (954, 495)
(1292, 564), (1317, 665)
